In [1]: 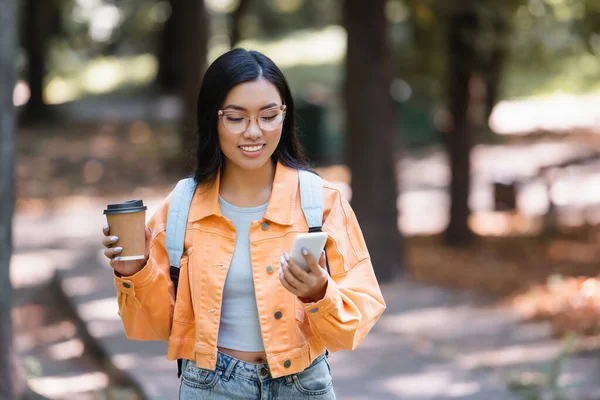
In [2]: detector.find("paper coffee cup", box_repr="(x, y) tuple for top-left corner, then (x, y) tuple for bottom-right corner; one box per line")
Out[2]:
(103, 200), (148, 261)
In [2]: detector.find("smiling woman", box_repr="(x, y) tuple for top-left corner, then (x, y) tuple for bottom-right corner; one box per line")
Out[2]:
(101, 48), (386, 400)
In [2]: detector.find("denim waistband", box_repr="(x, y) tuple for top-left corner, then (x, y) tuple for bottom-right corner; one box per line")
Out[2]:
(213, 351), (326, 382)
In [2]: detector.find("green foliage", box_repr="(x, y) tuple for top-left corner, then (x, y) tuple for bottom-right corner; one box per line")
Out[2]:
(507, 333), (581, 400)
(391, 0), (599, 100)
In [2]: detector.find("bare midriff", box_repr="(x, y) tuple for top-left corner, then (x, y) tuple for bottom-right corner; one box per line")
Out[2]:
(218, 347), (268, 364)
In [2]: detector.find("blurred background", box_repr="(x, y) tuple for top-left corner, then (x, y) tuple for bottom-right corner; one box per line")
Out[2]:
(2, 0), (600, 399)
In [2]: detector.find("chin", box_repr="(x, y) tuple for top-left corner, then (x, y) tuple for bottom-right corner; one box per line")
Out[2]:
(227, 153), (275, 172)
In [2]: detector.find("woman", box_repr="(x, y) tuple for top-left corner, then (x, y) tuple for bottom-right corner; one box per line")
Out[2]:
(101, 49), (385, 399)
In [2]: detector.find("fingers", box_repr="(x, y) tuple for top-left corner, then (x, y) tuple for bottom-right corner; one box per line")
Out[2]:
(301, 249), (325, 275)
(284, 254), (310, 281)
(103, 245), (122, 260)
(102, 235), (119, 248)
(280, 256), (307, 291)
(279, 273), (301, 297)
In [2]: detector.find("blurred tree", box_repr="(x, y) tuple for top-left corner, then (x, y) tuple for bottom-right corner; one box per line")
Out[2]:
(0, 2), (23, 399)
(157, 0), (208, 170)
(580, 0), (600, 53)
(231, 0), (253, 48)
(479, 4), (513, 121)
(443, 4), (480, 245)
(157, 0), (183, 93)
(20, 0), (59, 123)
(232, 0), (339, 40)
(344, 0), (402, 281)
(441, 1), (521, 245)
(180, 0), (208, 167)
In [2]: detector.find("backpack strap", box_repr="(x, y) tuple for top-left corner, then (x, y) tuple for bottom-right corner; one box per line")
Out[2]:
(298, 169), (324, 232)
(298, 169), (330, 277)
(165, 177), (196, 379)
(166, 177), (196, 274)
(166, 178), (196, 298)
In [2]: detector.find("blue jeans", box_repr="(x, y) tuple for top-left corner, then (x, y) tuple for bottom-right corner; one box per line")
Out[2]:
(179, 351), (336, 399)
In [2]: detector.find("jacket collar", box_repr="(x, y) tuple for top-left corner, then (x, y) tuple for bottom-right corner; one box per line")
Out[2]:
(187, 161), (298, 226)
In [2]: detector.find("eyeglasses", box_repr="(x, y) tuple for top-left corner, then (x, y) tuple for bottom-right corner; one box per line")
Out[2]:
(218, 105), (287, 134)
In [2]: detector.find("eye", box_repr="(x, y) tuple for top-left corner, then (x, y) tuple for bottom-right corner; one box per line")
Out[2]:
(224, 114), (245, 123)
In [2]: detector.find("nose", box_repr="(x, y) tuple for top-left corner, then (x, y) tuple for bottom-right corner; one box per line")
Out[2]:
(244, 118), (262, 139)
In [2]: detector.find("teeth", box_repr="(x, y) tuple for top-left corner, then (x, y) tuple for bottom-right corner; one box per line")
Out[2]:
(240, 145), (263, 152)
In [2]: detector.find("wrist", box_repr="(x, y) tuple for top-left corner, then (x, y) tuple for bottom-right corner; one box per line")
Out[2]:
(306, 281), (328, 303)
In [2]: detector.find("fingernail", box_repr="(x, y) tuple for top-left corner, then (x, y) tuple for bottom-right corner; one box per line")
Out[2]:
(301, 248), (308, 256)
(283, 252), (290, 261)
(280, 256), (286, 266)
(110, 236), (119, 242)
(104, 224), (109, 230)
(114, 256), (121, 261)
(148, 228), (152, 233)
(114, 247), (123, 253)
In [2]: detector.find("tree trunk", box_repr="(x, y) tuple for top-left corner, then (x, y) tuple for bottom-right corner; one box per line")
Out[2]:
(159, 0), (208, 174)
(156, 0), (184, 93)
(484, 14), (510, 123)
(230, 0), (252, 48)
(0, 1), (20, 398)
(21, 0), (56, 122)
(179, 0), (208, 172)
(443, 7), (479, 246)
(343, 0), (402, 282)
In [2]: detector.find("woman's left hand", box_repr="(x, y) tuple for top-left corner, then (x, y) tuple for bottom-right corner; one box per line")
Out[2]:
(279, 249), (328, 303)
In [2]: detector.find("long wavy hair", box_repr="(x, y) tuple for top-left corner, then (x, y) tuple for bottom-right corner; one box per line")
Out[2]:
(193, 49), (308, 186)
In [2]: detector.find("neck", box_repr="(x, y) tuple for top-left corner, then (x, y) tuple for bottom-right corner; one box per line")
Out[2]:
(219, 160), (276, 206)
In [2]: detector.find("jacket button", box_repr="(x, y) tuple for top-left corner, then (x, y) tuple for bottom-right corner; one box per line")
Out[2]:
(261, 222), (270, 231)
(283, 360), (291, 368)
(274, 311), (282, 319)
(266, 265), (274, 273)
(122, 282), (131, 289)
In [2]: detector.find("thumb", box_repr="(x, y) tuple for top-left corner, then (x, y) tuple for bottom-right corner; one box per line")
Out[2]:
(309, 250), (327, 275)
(318, 250), (327, 270)
(144, 227), (152, 257)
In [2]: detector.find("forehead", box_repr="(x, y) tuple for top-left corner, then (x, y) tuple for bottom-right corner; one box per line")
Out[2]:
(222, 78), (282, 110)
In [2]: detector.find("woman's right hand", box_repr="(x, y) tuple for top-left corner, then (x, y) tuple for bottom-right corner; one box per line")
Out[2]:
(102, 225), (152, 277)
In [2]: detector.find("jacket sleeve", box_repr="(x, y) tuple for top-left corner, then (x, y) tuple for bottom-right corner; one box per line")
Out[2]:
(303, 188), (386, 352)
(113, 196), (176, 341)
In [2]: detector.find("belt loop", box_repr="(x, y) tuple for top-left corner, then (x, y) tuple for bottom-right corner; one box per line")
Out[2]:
(221, 357), (238, 382)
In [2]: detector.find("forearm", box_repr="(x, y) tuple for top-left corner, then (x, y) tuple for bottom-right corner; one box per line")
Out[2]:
(114, 260), (175, 341)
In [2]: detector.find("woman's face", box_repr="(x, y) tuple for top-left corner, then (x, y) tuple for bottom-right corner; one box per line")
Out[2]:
(218, 78), (284, 173)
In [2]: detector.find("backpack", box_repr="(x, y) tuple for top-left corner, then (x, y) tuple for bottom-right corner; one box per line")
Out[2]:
(164, 169), (328, 377)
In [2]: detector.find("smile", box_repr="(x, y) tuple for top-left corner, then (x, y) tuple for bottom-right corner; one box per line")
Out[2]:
(239, 144), (265, 152)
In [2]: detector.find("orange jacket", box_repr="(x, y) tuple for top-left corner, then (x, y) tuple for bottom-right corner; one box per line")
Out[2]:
(113, 163), (386, 378)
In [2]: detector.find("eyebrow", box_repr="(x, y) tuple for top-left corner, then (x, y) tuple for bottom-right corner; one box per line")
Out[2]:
(222, 102), (279, 111)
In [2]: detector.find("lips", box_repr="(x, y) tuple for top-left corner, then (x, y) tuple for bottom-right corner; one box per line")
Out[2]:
(239, 144), (265, 152)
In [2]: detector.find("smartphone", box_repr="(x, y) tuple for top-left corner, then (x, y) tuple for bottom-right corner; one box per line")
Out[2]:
(290, 232), (328, 271)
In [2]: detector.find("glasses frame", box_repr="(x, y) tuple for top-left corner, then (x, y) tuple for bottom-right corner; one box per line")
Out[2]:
(218, 105), (287, 134)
